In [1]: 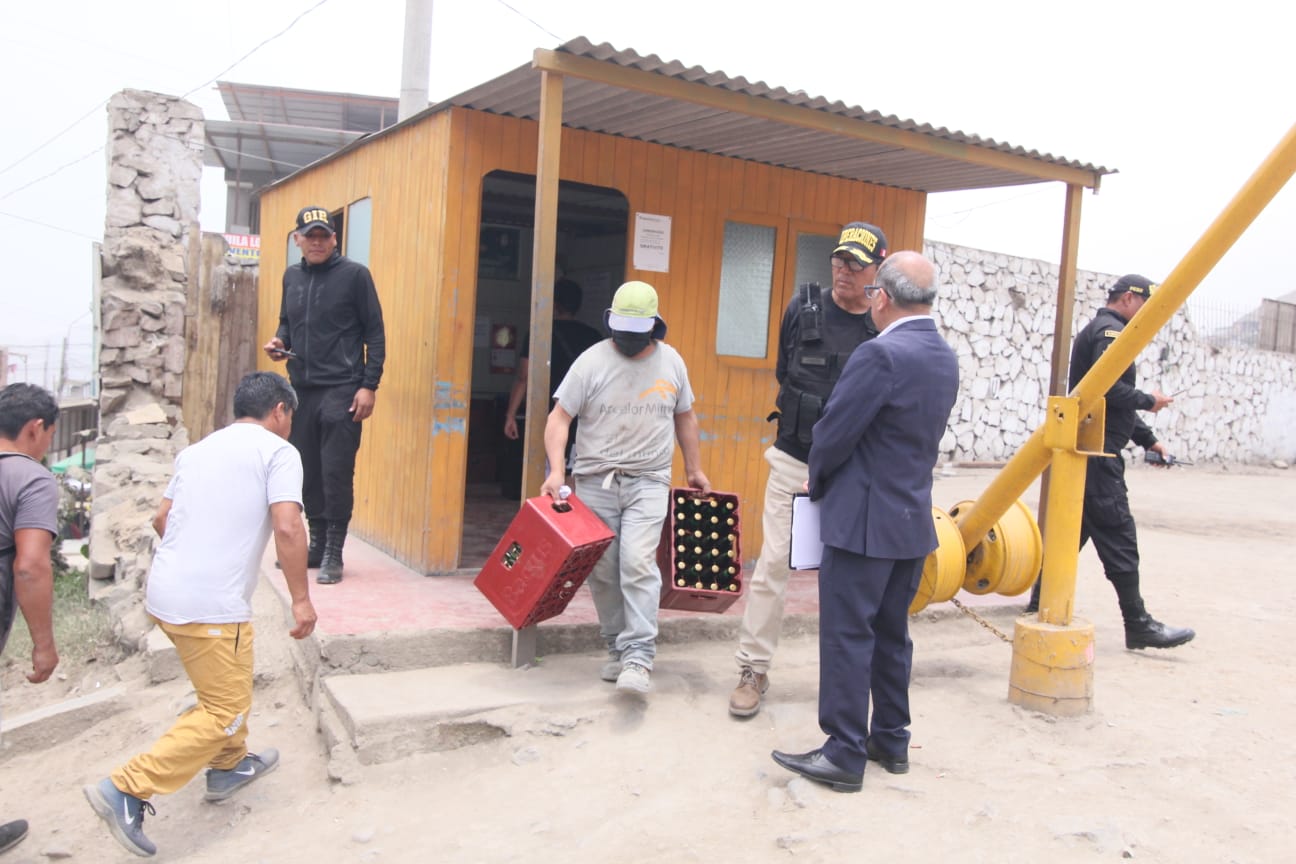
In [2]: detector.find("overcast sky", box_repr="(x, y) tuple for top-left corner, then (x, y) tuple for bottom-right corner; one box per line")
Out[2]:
(2, 0), (1291, 389)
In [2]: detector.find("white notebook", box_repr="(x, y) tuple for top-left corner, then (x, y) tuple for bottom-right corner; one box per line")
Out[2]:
(789, 494), (823, 570)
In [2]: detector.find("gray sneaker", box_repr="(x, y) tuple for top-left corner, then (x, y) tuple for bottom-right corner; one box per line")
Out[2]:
(83, 778), (157, 857)
(615, 662), (652, 694)
(0, 819), (29, 855)
(204, 749), (280, 802)
(600, 653), (622, 683)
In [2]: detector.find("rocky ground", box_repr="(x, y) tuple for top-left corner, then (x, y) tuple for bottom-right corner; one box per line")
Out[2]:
(2, 463), (1293, 863)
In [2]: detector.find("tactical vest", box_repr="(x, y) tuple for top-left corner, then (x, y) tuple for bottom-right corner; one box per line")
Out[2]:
(773, 283), (869, 448)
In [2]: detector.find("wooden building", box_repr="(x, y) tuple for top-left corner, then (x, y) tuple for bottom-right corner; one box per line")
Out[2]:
(255, 38), (1111, 575)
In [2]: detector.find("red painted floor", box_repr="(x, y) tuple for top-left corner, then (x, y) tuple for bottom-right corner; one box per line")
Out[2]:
(263, 531), (1017, 640)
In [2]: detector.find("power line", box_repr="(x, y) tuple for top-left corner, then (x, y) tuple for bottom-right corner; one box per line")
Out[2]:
(0, 209), (100, 240)
(0, 147), (101, 202)
(0, 98), (112, 178)
(0, 0), (333, 203)
(180, 0), (334, 100)
(493, 0), (565, 43)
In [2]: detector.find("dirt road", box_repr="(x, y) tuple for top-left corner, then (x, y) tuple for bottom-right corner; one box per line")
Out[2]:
(2, 464), (1293, 863)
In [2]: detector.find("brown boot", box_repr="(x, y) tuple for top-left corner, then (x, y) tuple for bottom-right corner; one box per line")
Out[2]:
(728, 666), (769, 718)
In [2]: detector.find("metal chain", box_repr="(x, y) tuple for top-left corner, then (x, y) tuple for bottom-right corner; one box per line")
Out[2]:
(949, 597), (1013, 643)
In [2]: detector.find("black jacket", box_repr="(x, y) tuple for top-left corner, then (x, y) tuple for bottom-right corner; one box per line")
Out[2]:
(276, 250), (386, 390)
(1069, 306), (1157, 454)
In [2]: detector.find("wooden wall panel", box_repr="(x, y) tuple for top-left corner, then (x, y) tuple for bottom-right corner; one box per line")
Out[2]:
(256, 114), (451, 570)
(261, 105), (927, 573)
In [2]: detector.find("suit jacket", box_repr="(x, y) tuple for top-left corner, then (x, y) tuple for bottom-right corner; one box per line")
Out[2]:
(807, 317), (959, 559)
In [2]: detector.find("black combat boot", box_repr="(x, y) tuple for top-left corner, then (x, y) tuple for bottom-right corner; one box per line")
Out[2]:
(1125, 614), (1195, 650)
(306, 518), (327, 569)
(1024, 578), (1041, 614)
(317, 521), (347, 584)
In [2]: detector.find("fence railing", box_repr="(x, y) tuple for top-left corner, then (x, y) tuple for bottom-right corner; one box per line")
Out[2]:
(1187, 298), (1296, 354)
(51, 399), (98, 463)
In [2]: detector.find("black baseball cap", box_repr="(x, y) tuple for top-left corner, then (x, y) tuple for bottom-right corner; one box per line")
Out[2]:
(296, 206), (335, 234)
(1109, 274), (1156, 299)
(832, 222), (888, 266)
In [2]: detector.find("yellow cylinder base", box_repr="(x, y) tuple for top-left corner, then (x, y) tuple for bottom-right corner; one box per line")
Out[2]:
(1007, 615), (1095, 717)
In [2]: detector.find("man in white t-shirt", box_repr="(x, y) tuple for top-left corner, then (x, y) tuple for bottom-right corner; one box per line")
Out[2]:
(541, 281), (711, 695)
(84, 372), (317, 859)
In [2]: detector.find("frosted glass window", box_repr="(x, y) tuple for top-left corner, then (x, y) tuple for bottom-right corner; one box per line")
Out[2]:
(795, 232), (837, 289)
(716, 221), (776, 357)
(346, 198), (372, 267)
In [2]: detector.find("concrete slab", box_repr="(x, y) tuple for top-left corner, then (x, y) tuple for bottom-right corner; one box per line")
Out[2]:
(0, 684), (129, 759)
(322, 655), (614, 765)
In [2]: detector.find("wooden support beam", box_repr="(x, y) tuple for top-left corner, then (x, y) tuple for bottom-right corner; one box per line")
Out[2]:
(521, 70), (564, 501)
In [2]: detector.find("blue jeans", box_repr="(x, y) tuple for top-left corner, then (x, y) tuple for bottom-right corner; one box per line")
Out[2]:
(574, 473), (669, 670)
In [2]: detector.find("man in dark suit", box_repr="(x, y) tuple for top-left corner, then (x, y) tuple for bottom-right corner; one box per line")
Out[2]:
(772, 251), (959, 792)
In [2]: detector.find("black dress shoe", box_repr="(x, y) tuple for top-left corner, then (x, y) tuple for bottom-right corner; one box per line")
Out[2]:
(865, 738), (909, 774)
(770, 749), (862, 793)
(1125, 615), (1195, 650)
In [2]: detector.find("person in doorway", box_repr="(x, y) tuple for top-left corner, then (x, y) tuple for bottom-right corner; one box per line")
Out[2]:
(771, 251), (959, 792)
(1025, 274), (1194, 650)
(540, 280), (711, 695)
(729, 221), (886, 718)
(0, 383), (62, 858)
(84, 372), (317, 858)
(264, 205), (386, 585)
(502, 278), (602, 472)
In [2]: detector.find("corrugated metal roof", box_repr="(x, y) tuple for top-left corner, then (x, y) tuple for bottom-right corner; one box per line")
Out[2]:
(439, 37), (1113, 193)
(204, 83), (398, 180)
(260, 37), (1113, 193)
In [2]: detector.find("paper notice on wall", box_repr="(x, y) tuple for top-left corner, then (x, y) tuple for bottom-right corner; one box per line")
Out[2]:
(474, 316), (491, 346)
(633, 213), (671, 273)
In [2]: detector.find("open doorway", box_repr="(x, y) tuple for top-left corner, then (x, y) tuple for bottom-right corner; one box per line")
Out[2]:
(460, 171), (629, 569)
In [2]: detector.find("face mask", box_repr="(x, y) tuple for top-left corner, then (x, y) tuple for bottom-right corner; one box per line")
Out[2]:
(611, 330), (652, 356)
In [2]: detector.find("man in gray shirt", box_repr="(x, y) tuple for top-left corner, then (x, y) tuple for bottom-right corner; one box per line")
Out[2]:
(0, 383), (62, 856)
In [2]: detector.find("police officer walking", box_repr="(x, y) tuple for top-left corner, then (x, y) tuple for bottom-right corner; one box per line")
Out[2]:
(1027, 274), (1194, 650)
(729, 222), (886, 717)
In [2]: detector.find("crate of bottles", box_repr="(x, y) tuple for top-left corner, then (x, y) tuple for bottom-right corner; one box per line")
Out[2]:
(475, 494), (614, 629)
(657, 488), (743, 613)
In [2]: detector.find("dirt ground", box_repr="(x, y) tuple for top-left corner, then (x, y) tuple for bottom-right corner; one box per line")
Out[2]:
(2, 463), (1293, 863)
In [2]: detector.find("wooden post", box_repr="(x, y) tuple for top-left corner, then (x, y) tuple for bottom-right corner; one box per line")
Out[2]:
(1035, 183), (1085, 561)
(521, 70), (564, 504)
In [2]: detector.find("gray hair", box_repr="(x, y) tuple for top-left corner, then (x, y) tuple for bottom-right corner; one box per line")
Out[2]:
(877, 252), (938, 308)
(233, 371), (298, 420)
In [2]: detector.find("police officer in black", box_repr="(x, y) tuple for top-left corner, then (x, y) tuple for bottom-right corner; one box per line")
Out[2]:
(1027, 274), (1194, 650)
(729, 222), (885, 717)
(264, 206), (386, 585)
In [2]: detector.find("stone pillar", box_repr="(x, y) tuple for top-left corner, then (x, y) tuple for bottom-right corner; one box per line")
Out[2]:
(89, 90), (203, 651)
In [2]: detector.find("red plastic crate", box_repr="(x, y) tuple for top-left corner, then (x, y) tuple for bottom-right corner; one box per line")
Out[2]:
(658, 488), (743, 613)
(475, 494), (614, 629)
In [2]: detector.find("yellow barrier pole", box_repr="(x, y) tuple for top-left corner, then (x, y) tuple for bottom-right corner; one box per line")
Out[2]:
(958, 121), (1296, 553)
(1001, 123), (1296, 715)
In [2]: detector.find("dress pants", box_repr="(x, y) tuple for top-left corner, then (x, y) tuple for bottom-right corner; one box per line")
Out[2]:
(818, 545), (924, 774)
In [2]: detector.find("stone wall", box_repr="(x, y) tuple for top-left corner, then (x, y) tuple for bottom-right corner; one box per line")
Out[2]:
(928, 240), (1296, 465)
(89, 90), (203, 649)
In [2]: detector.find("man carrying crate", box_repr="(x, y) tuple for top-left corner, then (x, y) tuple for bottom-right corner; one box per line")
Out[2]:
(540, 281), (711, 694)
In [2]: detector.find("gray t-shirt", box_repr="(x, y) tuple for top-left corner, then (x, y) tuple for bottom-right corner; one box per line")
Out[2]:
(0, 452), (60, 654)
(555, 340), (695, 482)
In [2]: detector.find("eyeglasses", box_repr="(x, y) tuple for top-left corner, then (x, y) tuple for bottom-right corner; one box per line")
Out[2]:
(862, 285), (882, 300)
(829, 255), (869, 274)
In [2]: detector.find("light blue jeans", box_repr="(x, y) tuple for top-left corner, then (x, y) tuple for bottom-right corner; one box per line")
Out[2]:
(575, 472), (669, 671)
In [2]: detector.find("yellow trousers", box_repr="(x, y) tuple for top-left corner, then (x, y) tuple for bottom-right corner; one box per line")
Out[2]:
(112, 620), (254, 799)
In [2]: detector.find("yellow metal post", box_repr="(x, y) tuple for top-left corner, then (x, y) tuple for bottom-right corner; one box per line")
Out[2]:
(957, 122), (1296, 553)
(521, 69), (564, 502)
